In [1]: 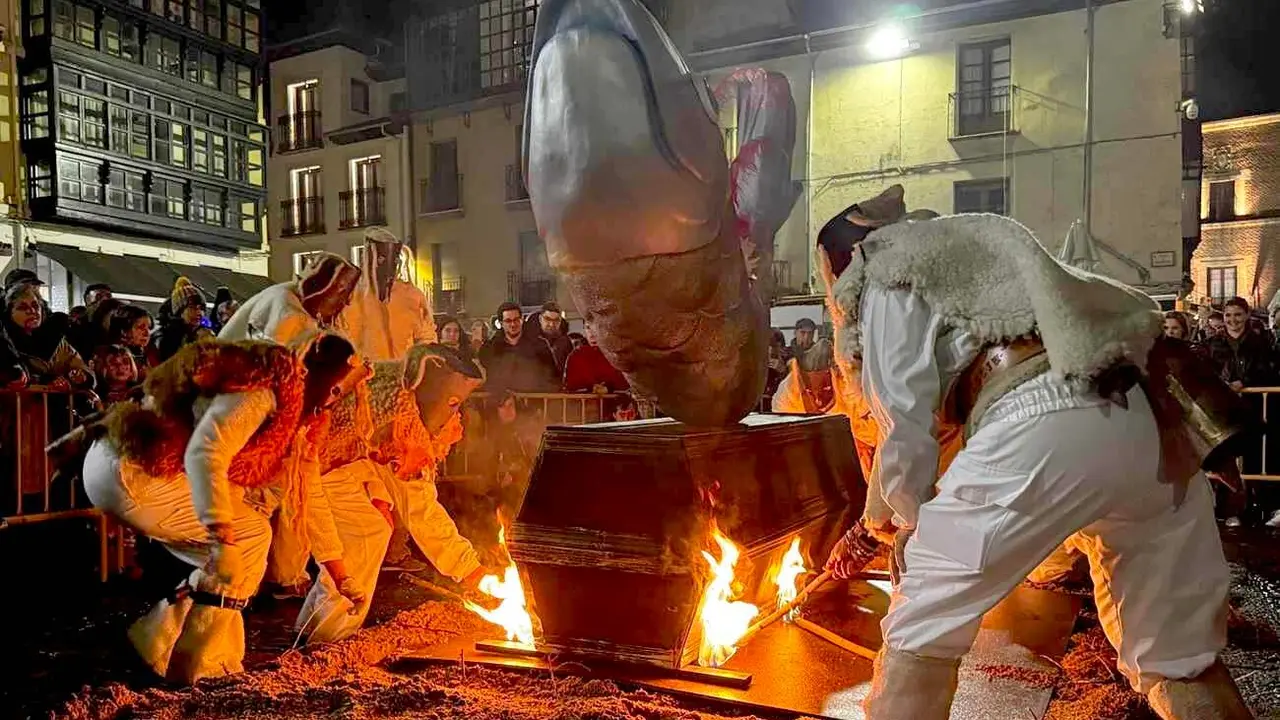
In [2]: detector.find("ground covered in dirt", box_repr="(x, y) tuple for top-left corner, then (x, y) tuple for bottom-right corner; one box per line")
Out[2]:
(7, 522), (1280, 720)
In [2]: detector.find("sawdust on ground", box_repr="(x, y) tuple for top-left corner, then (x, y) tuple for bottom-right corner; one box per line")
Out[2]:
(53, 601), (787, 720)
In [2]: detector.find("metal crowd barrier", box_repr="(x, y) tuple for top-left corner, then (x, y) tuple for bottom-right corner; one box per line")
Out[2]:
(1237, 387), (1280, 483)
(0, 386), (124, 582)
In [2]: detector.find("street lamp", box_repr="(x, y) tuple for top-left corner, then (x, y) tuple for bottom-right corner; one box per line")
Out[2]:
(1180, 0), (1203, 14)
(865, 25), (913, 60)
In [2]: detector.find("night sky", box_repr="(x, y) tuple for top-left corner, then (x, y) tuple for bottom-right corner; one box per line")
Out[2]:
(264, 0), (1280, 121)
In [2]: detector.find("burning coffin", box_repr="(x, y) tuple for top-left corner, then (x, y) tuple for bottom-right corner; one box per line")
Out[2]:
(508, 413), (862, 670)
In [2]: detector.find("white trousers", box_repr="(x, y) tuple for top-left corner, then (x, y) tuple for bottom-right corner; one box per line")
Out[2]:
(82, 440), (272, 680)
(885, 387), (1230, 694)
(379, 464), (482, 582)
(296, 460), (393, 644)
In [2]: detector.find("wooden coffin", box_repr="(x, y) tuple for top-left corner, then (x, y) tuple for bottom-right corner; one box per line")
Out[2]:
(508, 413), (863, 668)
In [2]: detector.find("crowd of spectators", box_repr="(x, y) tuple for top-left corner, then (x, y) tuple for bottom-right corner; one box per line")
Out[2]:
(0, 269), (239, 413)
(1163, 296), (1280, 528)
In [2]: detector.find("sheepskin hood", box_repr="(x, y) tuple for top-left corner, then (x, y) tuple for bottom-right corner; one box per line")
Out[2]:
(829, 213), (1162, 379)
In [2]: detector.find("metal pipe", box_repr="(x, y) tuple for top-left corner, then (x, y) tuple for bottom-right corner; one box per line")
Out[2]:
(1082, 0), (1096, 244)
(804, 36), (816, 292)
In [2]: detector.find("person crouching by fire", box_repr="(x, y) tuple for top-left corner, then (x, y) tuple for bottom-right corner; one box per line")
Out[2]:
(75, 334), (367, 683)
(820, 186), (1248, 720)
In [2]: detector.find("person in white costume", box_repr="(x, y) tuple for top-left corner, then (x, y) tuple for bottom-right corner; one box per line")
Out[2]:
(218, 253), (366, 596)
(77, 336), (367, 683)
(339, 227), (437, 362)
(821, 187), (1250, 720)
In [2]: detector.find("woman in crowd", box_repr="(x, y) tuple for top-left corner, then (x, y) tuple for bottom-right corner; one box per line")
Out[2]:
(1207, 296), (1280, 527)
(152, 278), (213, 362)
(437, 316), (474, 360)
(1163, 310), (1190, 340)
(107, 304), (157, 383)
(91, 344), (139, 407)
(468, 318), (490, 349)
(2, 283), (92, 389)
(563, 319), (628, 393)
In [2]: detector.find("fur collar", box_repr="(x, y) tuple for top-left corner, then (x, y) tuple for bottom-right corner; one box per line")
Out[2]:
(830, 214), (1162, 379)
(103, 341), (307, 487)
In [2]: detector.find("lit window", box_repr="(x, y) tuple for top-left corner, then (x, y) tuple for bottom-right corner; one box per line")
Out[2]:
(1208, 180), (1236, 221)
(478, 0), (539, 90)
(1207, 267), (1238, 306)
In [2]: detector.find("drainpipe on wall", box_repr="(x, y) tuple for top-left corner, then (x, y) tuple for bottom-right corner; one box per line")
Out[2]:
(1082, 0), (1096, 247)
(804, 34), (816, 294)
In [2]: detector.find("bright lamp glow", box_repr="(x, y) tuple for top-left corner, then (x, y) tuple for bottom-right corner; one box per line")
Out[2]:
(866, 25), (911, 60)
(1180, 0), (1202, 13)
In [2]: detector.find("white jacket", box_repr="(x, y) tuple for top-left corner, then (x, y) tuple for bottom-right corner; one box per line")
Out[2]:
(338, 281), (436, 362)
(218, 282), (318, 346)
(186, 390), (345, 562)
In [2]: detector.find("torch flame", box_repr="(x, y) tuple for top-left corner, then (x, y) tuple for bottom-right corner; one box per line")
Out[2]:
(465, 524), (535, 647)
(774, 537), (807, 621)
(697, 528), (760, 668)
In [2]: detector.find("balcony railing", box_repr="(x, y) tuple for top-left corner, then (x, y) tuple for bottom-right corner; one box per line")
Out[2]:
(276, 111), (324, 153)
(339, 187), (387, 229)
(508, 270), (556, 308)
(280, 197), (325, 237)
(948, 85), (1021, 139)
(506, 164), (529, 202)
(420, 174), (463, 214)
(433, 277), (466, 316)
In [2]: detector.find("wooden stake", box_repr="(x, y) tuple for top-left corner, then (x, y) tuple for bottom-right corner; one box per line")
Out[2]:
(792, 617), (878, 661)
(736, 569), (833, 647)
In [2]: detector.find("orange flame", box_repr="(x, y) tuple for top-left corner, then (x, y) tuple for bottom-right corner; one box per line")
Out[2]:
(773, 537), (807, 622)
(697, 528), (760, 667)
(465, 524), (535, 647)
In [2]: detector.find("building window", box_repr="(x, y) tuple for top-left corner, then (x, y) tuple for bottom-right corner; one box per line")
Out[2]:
(204, 0), (223, 38)
(390, 91), (407, 113)
(223, 61), (254, 101)
(293, 250), (323, 277)
(148, 33), (183, 78)
(28, 0), (49, 38)
(956, 39), (1012, 137)
(186, 48), (220, 88)
(954, 178), (1008, 215)
(106, 167), (147, 211)
(424, 139), (461, 212)
(234, 196), (259, 233)
(1207, 267), (1238, 306)
(84, 97), (107, 148)
(479, 0), (538, 90)
(103, 14), (142, 61)
(192, 186), (225, 226)
(1208, 180), (1236, 221)
(957, 178), (1003, 213)
(192, 128), (210, 173)
(226, 2), (259, 51)
(151, 177), (187, 219)
(57, 157), (103, 203)
(232, 140), (264, 186)
(211, 133), (228, 176)
(187, 0), (204, 30)
(22, 87), (53, 140)
(28, 160), (54, 199)
(74, 3), (96, 48)
(286, 165), (323, 236)
(53, 0), (73, 41)
(129, 108), (151, 159)
(58, 91), (81, 143)
(350, 79), (370, 114)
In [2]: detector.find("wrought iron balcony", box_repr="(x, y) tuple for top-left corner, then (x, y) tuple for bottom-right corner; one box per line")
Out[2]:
(280, 197), (325, 237)
(433, 276), (466, 316)
(339, 187), (387, 229)
(420, 174), (463, 214)
(507, 270), (556, 308)
(506, 164), (529, 202)
(276, 111), (324, 153)
(948, 85), (1021, 139)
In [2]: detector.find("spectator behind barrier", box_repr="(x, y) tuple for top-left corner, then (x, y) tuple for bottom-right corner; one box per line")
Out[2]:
(107, 304), (157, 384)
(92, 344), (139, 407)
(563, 319), (628, 393)
(2, 283), (92, 389)
(437, 316), (475, 360)
(152, 278), (213, 361)
(478, 302), (560, 392)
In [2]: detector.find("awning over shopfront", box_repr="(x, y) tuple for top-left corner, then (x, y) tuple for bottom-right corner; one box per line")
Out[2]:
(36, 243), (177, 301)
(34, 243), (272, 307)
(165, 264), (273, 304)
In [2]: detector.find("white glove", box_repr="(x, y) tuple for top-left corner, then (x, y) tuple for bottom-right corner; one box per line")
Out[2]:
(204, 541), (243, 588)
(336, 576), (367, 613)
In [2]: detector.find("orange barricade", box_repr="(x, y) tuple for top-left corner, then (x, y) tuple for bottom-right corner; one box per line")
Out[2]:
(1237, 387), (1280, 483)
(0, 386), (124, 581)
